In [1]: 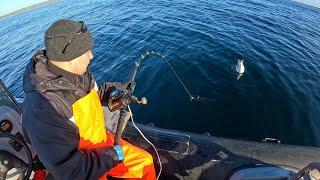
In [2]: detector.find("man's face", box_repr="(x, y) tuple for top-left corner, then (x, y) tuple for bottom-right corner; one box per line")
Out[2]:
(71, 50), (93, 75)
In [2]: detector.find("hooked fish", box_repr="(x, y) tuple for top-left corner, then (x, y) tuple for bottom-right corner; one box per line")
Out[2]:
(236, 59), (245, 80)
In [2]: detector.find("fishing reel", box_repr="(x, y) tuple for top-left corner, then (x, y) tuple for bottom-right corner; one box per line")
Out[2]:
(109, 84), (148, 145)
(107, 88), (147, 112)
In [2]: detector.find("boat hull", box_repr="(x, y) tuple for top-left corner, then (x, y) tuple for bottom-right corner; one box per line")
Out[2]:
(122, 122), (320, 179)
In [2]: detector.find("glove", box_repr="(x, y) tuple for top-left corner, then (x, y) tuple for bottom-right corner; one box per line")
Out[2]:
(121, 81), (136, 91)
(113, 145), (124, 161)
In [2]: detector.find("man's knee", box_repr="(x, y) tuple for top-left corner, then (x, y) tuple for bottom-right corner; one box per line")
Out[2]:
(142, 150), (154, 165)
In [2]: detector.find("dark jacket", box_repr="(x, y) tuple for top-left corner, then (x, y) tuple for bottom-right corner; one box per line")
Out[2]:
(22, 51), (123, 180)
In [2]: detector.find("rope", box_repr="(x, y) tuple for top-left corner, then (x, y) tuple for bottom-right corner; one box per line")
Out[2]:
(128, 105), (162, 180)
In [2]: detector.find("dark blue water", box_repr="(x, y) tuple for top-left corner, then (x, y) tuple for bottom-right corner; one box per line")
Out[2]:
(1, 0), (320, 147)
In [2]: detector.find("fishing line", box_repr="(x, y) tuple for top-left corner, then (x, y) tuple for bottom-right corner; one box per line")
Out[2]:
(128, 105), (162, 180)
(137, 50), (214, 102)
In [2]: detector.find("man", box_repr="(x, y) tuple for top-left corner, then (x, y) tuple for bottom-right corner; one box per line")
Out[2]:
(22, 19), (156, 180)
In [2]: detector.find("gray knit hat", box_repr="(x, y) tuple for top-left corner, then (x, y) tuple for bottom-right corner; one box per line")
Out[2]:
(45, 19), (93, 61)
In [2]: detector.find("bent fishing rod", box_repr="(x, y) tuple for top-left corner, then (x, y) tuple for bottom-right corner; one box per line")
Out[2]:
(109, 51), (171, 145)
(109, 50), (214, 145)
(109, 51), (156, 145)
(108, 50), (214, 179)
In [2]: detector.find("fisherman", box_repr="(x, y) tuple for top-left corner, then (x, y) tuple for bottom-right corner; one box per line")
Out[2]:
(22, 19), (156, 180)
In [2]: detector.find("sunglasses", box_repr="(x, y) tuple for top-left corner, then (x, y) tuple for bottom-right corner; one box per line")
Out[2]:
(46, 21), (88, 53)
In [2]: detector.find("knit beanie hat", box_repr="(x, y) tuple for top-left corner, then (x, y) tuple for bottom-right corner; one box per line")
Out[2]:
(45, 19), (93, 61)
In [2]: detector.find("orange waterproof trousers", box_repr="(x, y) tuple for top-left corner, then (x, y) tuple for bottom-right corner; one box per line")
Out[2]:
(102, 131), (156, 180)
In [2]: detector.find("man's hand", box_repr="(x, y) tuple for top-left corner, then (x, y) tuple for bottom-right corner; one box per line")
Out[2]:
(120, 81), (130, 89)
(113, 145), (124, 161)
(121, 81), (135, 90)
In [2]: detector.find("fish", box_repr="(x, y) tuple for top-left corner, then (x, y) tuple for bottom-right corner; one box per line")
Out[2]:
(236, 59), (245, 80)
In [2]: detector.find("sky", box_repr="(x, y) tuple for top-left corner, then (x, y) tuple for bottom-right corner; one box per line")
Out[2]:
(0, 0), (319, 17)
(294, 0), (320, 8)
(0, 0), (48, 17)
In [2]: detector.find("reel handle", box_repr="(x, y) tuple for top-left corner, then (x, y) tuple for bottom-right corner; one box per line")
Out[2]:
(132, 96), (147, 105)
(139, 97), (148, 105)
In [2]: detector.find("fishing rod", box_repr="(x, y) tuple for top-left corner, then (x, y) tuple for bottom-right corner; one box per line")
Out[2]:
(109, 52), (156, 145)
(108, 51), (162, 179)
(110, 50), (214, 144)
(108, 50), (215, 178)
